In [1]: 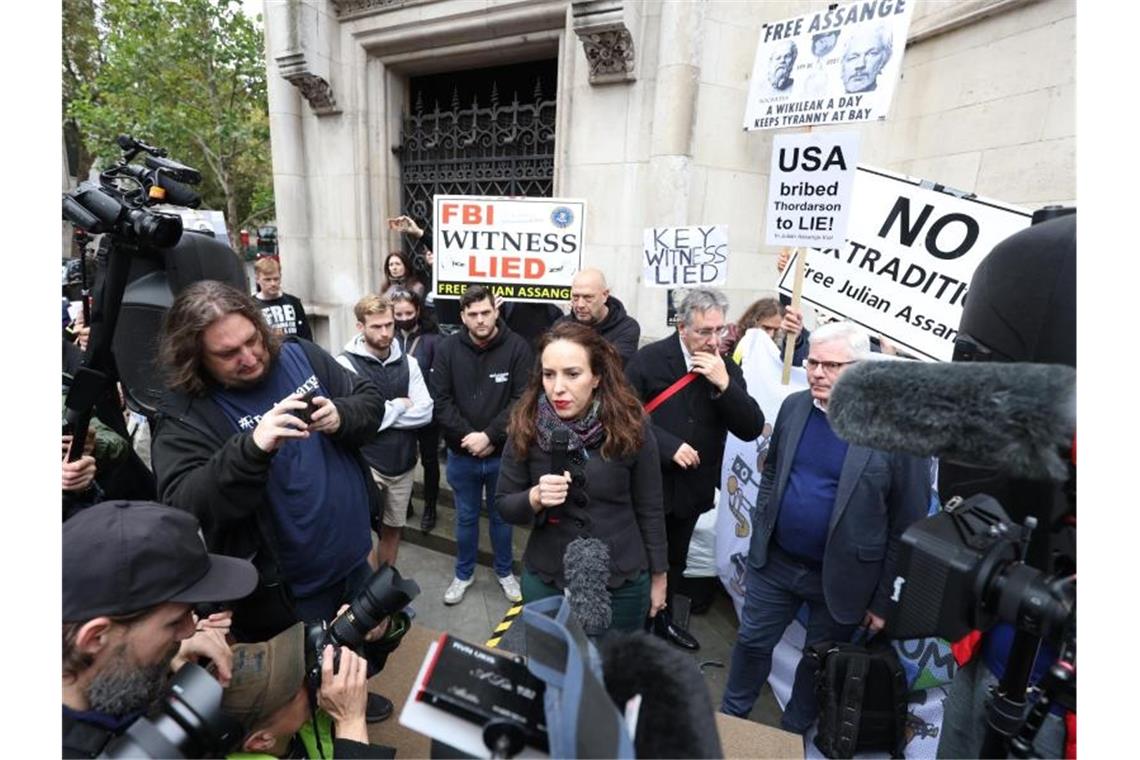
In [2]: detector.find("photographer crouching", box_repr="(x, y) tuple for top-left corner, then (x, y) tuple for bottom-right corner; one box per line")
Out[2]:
(221, 623), (395, 758)
(62, 500), (258, 757)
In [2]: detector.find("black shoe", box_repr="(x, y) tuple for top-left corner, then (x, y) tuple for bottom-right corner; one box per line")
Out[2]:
(420, 502), (437, 533)
(366, 692), (394, 724)
(652, 609), (701, 651)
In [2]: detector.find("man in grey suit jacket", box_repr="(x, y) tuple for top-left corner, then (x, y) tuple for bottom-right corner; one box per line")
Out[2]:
(720, 321), (929, 733)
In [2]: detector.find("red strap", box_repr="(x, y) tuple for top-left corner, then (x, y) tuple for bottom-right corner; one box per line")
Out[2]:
(950, 630), (983, 667)
(644, 372), (699, 414)
(1065, 711), (1076, 759)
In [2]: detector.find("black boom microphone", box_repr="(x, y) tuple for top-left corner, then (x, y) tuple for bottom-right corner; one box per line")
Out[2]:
(828, 360), (1075, 481)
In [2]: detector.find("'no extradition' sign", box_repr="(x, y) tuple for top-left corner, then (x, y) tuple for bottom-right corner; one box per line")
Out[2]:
(743, 0), (914, 131)
(778, 166), (1032, 362)
(643, 225), (728, 288)
(765, 131), (860, 247)
(432, 195), (585, 303)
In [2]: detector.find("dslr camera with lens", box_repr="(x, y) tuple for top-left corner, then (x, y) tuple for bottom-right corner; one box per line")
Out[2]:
(304, 564), (420, 688)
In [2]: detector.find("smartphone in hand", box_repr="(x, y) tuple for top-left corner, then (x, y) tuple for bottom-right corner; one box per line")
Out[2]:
(294, 389), (317, 425)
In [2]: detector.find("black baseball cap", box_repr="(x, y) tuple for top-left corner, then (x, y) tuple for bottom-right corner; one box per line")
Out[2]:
(63, 500), (259, 622)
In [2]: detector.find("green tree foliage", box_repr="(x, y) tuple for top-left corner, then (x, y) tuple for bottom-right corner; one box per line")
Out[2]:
(66, 0), (274, 249)
(63, 0), (102, 181)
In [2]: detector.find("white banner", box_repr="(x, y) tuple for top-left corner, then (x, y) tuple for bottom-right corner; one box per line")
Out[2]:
(715, 328), (809, 620)
(642, 225), (728, 288)
(743, 0), (914, 131)
(432, 195), (585, 303)
(766, 132), (861, 248)
(778, 166), (1032, 362)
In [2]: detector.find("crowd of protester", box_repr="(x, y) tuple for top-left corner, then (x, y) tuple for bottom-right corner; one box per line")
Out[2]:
(61, 217), (1057, 757)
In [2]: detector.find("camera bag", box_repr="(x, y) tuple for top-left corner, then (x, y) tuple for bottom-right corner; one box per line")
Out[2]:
(806, 636), (908, 759)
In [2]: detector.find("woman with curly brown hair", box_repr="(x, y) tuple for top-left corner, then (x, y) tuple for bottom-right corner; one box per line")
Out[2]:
(494, 322), (667, 633)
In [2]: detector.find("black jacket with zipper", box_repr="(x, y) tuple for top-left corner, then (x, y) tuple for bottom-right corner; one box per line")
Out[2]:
(429, 320), (533, 455)
(150, 337), (386, 641)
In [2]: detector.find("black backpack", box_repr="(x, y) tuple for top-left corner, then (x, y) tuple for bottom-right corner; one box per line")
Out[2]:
(806, 637), (908, 758)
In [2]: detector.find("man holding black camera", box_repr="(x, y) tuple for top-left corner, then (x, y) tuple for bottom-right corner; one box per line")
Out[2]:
(62, 500), (258, 758)
(150, 280), (398, 722)
(222, 623), (396, 758)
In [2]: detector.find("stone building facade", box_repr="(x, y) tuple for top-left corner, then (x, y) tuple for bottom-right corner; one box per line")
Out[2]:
(262, 0), (1075, 348)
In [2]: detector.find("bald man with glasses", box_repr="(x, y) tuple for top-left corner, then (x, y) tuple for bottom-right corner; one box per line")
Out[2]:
(720, 320), (929, 733)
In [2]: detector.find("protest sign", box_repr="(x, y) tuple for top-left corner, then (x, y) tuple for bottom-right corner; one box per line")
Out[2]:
(432, 195), (585, 303)
(766, 131), (860, 247)
(778, 166), (1032, 362)
(715, 328), (809, 619)
(643, 225), (728, 288)
(742, 0), (914, 131)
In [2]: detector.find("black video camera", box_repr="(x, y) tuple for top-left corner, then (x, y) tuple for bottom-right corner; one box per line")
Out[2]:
(99, 663), (240, 758)
(62, 135), (202, 249)
(885, 494), (1074, 646)
(304, 564), (420, 689)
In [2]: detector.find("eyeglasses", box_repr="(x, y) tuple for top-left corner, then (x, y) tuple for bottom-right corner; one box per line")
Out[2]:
(690, 326), (730, 339)
(802, 358), (856, 373)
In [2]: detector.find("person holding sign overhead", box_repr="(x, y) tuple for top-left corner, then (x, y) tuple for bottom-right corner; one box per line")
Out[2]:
(626, 288), (764, 650)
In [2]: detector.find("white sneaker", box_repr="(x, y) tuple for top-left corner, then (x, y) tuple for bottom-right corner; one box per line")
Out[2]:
(498, 574), (522, 603)
(443, 576), (474, 605)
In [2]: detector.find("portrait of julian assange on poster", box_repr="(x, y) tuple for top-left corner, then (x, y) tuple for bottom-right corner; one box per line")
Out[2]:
(743, 0), (915, 131)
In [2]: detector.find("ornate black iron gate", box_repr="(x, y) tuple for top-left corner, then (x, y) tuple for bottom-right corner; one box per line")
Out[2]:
(395, 63), (558, 270)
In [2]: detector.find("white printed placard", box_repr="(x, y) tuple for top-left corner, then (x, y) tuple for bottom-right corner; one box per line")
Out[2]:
(743, 0), (914, 131)
(778, 166), (1032, 362)
(642, 225), (728, 288)
(766, 131), (860, 247)
(432, 195), (585, 303)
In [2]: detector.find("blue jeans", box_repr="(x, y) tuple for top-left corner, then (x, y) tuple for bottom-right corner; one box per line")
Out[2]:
(721, 546), (857, 733)
(447, 453), (513, 580)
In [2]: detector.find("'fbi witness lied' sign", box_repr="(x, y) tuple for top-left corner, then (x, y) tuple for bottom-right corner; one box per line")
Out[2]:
(432, 195), (585, 303)
(643, 225), (728, 288)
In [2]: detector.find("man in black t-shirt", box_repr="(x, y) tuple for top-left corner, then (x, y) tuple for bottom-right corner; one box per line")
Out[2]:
(254, 257), (313, 340)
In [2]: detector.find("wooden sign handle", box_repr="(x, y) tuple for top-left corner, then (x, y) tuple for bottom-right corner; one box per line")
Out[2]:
(781, 247), (805, 385)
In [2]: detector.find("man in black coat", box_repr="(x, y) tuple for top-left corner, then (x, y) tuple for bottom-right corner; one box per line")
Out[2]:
(150, 281), (397, 723)
(626, 288), (765, 650)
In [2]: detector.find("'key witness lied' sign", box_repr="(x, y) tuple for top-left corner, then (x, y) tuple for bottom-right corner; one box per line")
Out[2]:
(643, 225), (728, 288)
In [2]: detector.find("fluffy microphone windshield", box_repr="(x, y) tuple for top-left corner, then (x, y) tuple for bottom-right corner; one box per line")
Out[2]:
(829, 360), (1076, 481)
(563, 537), (613, 637)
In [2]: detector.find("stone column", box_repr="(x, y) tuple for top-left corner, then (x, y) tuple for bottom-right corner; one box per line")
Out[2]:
(646, 0), (705, 324)
(264, 0), (313, 302)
